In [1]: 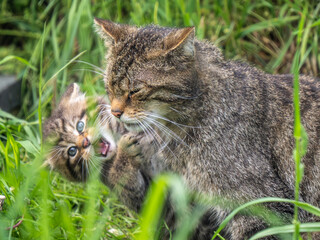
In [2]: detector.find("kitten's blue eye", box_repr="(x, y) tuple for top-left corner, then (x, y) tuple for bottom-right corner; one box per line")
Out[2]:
(68, 147), (77, 157)
(76, 121), (85, 133)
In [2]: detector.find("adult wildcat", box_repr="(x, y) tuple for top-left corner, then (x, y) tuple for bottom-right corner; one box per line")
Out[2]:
(94, 18), (320, 239)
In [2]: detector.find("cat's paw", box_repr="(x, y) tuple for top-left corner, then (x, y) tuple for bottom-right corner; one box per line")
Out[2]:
(118, 133), (142, 159)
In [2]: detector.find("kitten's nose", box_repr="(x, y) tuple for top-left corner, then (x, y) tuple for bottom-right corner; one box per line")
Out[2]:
(111, 109), (123, 118)
(82, 137), (91, 148)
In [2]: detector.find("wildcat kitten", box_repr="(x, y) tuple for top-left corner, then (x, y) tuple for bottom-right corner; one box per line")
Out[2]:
(94, 18), (320, 239)
(43, 83), (157, 212)
(43, 83), (122, 181)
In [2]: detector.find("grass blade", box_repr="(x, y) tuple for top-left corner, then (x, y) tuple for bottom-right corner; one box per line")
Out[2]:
(0, 55), (37, 71)
(250, 223), (320, 240)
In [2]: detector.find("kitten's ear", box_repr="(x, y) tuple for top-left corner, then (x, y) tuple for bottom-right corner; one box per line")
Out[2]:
(61, 83), (81, 100)
(94, 18), (136, 46)
(59, 83), (84, 106)
(163, 27), (195, 56)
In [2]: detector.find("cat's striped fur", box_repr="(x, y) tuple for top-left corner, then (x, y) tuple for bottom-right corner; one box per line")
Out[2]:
(94, 18), (320, 239)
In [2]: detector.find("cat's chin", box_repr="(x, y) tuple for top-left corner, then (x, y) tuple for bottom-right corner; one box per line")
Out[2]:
(123, 122), (143, 133)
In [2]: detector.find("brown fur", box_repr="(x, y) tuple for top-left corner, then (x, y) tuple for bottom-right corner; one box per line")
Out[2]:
(43, 83), (127, 182)
(42, 82), (155, 213)
(100, 133), (153, 212)
(94, 19), (320, 239)
(43, 83), (95, 181)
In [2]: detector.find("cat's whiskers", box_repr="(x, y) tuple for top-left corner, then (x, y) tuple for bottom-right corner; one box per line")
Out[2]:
(171, 92), (202, 100)
(97, 105), (112, 126)
(143, 115), (188, 147)
(88, 156), (99, 170)
(81, 157), (85, 181)
(76, 156), (83, 166)
(143, 120), (180, 160)
(144, 111), (199, 145)
(99, 113), (112, 127)
(146, 112), (200, 129)
(85, 158), (90, 179)
(74, 68), (106, 77)
(87, 152), (100, 167)
(142, 119), (172, 149)
(49, 146), (62, 154)
(87, 155), (104, 178)
(91, 129), (101, 145)
(141, 119), (168, 151)
(89, 105), (112, 144)
(75, 60), (105, 74)
(136, 119), (152, 139)
(47, 148), (63, 165)
(88, 153), (111, 180)
(169, 107), (188, 119)
(98, 103), (111, 110)
(136, 119), (163, 151)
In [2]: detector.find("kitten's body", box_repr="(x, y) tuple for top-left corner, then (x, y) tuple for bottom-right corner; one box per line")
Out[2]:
(94, 19), (320, 239)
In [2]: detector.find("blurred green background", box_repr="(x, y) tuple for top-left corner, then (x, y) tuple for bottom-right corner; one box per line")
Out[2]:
(0, 0), (319, 239)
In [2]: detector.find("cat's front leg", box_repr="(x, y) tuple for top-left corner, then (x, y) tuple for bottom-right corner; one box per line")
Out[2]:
(106, 133), (151, 212)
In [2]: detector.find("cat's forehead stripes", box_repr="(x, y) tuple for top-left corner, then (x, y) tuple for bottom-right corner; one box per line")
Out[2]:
(109, 26), (169, 87)
(105, 25), (196, 97)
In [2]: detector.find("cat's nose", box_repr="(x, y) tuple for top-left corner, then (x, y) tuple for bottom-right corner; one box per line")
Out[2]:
(82, 137), (91, 148)
(111, 109), (123, 118)
(111, 98), (125, 118)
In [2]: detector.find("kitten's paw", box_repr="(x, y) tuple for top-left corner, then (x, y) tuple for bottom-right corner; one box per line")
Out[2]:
(118, 133), (142, 159)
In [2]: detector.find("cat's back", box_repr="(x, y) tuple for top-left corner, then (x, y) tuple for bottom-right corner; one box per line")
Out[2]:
(192, 38), (320, 202)
(265, 73), (320, 206)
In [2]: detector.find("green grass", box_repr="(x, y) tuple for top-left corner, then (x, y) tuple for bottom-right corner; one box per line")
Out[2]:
(0, 0), (320, 239)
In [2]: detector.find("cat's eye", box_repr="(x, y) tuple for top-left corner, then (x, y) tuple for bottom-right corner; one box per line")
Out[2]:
(76, 121), (85, 133)
(68, 147), (77, 157)
(129, 89), (140, 97)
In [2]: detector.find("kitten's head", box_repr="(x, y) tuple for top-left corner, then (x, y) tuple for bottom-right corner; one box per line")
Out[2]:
(94, 18), (200, 135)
(43, 83), (114, 181)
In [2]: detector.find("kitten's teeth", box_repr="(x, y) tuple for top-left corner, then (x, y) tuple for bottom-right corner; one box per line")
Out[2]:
(100, 138), (110, 157)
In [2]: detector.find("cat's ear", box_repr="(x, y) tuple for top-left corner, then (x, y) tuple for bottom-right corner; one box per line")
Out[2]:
(94, 18), (136, 46)
(163, 27), (195, 56)
(59, 83), (84, 106)
(61, 83), (81, 100)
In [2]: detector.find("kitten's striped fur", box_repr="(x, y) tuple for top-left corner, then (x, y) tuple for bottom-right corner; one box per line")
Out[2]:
(43, 83), (159, 213)
(43, 83), (124, 181)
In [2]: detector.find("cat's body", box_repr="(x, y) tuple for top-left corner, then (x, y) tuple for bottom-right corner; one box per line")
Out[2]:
(94, 19), (320, 239)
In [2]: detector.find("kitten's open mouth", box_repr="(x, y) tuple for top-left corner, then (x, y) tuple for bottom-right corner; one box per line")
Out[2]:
(99, 138), (110, 157)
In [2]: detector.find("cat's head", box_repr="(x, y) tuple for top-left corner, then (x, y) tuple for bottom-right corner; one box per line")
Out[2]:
(94, 18), (200, 136)
(43, 83), (117, 181)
